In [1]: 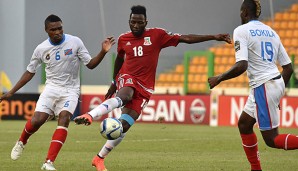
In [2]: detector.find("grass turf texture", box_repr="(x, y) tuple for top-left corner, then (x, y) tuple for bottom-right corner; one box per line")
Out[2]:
(0, 120), (298, 171)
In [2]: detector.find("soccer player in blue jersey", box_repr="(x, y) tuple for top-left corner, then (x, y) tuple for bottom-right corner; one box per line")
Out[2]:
(208, 1), (298, 170)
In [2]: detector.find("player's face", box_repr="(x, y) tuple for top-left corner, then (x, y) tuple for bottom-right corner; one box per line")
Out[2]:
(129, 14), (147, 37)
(45, 21), (64, 44)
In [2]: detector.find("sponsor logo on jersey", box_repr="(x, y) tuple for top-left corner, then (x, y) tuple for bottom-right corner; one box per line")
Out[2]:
(234, 40), (240, 52)
(64, 49), (73, 55)
(143, 37), (152, 46)
(46, 54), (50, 60)
(126, 41), (131, 46)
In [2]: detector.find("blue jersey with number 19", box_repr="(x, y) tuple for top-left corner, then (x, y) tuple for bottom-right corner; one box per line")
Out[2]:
(233, 20), (291, 88)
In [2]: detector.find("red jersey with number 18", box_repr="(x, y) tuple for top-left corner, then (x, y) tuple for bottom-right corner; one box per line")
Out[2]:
(117, 28), (180, 93)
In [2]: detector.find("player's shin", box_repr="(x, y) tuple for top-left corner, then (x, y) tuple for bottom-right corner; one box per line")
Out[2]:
(240, 133), (262, 171)
(98, 133), (126, 158)
(89, 97), (123, 119)
(274, 134), (298, 150)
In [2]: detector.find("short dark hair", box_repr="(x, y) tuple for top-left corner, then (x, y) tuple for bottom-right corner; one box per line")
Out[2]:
(243, 0), (261, 18)
(44, 14), (62, 28)
(130, 5), (147, 19)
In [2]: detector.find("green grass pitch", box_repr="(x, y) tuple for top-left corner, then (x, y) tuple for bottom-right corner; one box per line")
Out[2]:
(0, 120), (298, 171)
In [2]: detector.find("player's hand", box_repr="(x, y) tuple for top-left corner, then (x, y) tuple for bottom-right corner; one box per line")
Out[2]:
(105, 83), (117, 99)
(102, 36), (115, 53)
(208, 76), (221, 89)
(0, 92), (13, 103)
(214, 34), (232, 44)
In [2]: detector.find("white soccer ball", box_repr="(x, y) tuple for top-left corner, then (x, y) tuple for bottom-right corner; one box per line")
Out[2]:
(100, 117), (123, 140)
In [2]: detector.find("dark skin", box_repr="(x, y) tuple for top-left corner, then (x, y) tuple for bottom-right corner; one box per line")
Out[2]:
(105, 13), (231, 133)
(208, 2), (294, 148)
(0, 21), (115, 131)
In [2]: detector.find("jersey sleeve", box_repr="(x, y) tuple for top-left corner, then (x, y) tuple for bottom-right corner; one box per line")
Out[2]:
(75, 37), (92, 65)
(158, 28), (180, 48)
(233, 26), (249, 62)
(277, 42), (291, 66)
(26, 47), (43, 73)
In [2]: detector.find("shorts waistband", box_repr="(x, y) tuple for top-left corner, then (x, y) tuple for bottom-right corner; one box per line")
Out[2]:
(272, 75), (281, 80)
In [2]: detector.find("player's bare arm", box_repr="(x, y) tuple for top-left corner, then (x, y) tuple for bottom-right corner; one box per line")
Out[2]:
(179, 33), (231, 44)
(281, 63), (293, 86)
(0, 71), (35, 103)
(208, 60), (247, 89)
(105, 55), (124, 99)
(86, 36), (115, 69)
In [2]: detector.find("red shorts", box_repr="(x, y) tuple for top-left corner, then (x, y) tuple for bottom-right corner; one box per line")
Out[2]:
(116, 74), (150, 114)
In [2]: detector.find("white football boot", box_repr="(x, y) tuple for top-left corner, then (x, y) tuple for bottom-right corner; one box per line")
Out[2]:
(11, 141), (25, 160)
(41, 160), (56, 170)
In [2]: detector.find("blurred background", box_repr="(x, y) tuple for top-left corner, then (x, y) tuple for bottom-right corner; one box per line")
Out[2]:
(1, 0), (297, 93)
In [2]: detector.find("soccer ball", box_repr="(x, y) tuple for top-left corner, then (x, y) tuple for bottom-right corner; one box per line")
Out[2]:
(100, 117), (123, 140)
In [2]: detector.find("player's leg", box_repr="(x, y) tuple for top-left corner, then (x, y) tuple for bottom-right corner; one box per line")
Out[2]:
(11, 111), (49, 161)
(74, 86), (134, 125)
(260, 128), (298, 150)
(45, 111), (71, 161)
(258, 79), (298, 150)
(238, 89), (262, 171)
(238, 111), (261, 171)
(41, 111), (71, 171)
(93, 91), (147, 171)
(93, 109), (138, 171)
(42, 94), (77, 170)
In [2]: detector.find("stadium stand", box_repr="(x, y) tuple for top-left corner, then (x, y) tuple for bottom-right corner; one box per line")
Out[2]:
(156, 3), (298, 93)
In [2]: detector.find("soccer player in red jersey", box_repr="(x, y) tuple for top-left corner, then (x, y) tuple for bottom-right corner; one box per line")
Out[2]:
(74, 5), (231, 171)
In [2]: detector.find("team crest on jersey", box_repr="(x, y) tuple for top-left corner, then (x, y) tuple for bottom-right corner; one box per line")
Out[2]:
(64, 49), (73, 55)
(234, 41), (240, 52)
(144, 37), (152, 46)
(125, 78), (133, 84)
(45, 54), (50, 60)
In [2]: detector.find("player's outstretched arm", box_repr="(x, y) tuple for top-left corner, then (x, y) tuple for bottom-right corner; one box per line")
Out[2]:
(87, 37), (115, 69)
(179, 33), (231, 44)
(281, 63), (293, 86)
(0, 71), (35, 102)
(208, 60), (247, 89)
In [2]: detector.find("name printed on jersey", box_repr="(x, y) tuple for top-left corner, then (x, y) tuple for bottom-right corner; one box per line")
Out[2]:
(249, 29), (276, 37)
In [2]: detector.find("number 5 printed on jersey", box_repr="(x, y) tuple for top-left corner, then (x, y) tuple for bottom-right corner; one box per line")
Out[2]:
(261, 41), (273, 62)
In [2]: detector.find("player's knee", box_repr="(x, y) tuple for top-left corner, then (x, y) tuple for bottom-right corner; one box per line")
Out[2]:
(118, 96), (132, 105)
(238, 119), (248, 132)
(263, 138), (275, 148)
(58, 112), (71, 127)
(31, 113), (48, 128)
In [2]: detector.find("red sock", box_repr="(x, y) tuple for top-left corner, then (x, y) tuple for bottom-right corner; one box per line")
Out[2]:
(46, 127), (68, 162)
(274, 134), (298, 150)
(19, 119), (39, 145)
(240, 133), (261, 170)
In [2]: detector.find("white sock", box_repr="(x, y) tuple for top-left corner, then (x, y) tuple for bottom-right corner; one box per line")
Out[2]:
(88, 97), (122, 119)
(98, 133), (126, 158)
